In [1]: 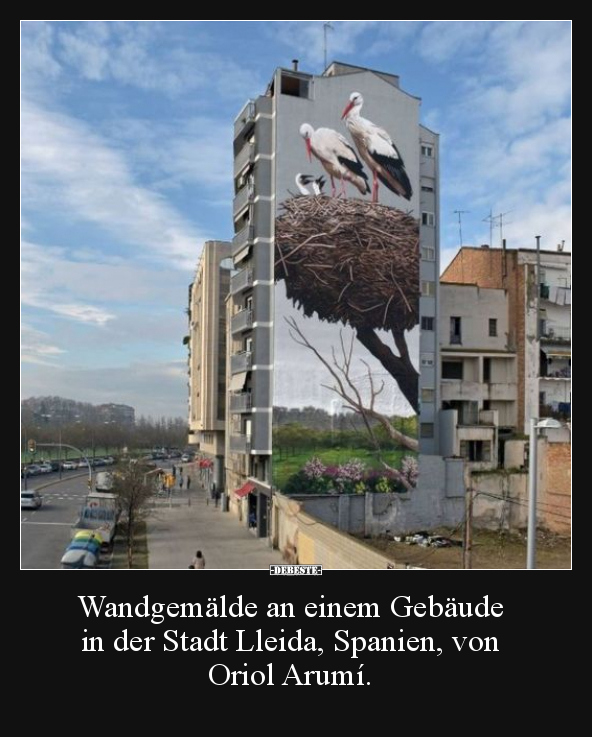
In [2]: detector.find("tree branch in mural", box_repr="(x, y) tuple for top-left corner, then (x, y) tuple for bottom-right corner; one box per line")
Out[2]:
(286, 317), (418, 457)
(276, 196), (419, 412)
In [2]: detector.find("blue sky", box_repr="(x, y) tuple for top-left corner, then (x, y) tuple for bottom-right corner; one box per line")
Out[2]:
(21, 21), (571, 418)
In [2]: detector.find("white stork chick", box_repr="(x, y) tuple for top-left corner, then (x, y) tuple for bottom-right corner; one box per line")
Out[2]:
(295, 173), (326, 196)
(341, 92), (413, 203)
(299, 123), (370, 197)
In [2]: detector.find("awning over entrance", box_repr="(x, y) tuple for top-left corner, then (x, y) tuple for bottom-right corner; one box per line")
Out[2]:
(229, 372), (248, 391)
(541, 346), (571, 357)
(235, 482), (255, 498)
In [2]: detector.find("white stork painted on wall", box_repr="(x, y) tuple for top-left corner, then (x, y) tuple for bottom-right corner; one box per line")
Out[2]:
(299, 123), (370, 197)
(295, 173), (326, 196)
(341, 92), (413, 204)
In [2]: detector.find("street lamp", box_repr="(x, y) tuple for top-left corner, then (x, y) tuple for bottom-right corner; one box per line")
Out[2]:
(527, 417), (562, 569)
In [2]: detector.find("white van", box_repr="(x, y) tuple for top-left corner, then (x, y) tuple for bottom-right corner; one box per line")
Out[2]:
(95, 471), (114, 492)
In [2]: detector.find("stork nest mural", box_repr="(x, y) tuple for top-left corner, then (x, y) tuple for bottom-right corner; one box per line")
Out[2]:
(275, 196), (419, 333)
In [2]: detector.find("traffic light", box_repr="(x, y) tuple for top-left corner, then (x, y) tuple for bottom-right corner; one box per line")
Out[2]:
(28, 439), (36, 454)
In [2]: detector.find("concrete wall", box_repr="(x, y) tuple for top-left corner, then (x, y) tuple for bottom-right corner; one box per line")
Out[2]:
(440, 283), (509, 351)
(273, 493), (414, 569)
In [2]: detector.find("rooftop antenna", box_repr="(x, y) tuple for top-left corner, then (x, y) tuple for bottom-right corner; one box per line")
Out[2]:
(482, 209), (513, 247)
(323, 21), (334, 71)
(454, 210), (470, 248)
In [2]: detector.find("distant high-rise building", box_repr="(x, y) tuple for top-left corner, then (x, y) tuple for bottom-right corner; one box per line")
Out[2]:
(97, 403), (135, 426)
(188, 240), (232, 491)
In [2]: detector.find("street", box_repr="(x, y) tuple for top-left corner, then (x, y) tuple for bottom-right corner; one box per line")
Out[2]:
(21, 474), (89, 569)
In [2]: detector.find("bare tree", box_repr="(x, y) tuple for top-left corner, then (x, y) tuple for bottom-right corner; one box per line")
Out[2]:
(286, 317), (418, 491)
(112, 462), (153, 568)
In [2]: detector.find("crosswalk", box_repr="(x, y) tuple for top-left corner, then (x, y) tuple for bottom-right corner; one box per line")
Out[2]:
(41, 493), (86, 501)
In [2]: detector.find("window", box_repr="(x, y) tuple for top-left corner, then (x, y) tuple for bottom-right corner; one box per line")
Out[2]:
(421, 246), (436, 261)
(450, 316), (462, 345)
(421, 353), (435, 368)
(421, 388), (435, 403)
(281, 73), (310, 98)
(460, 440), (491, 462)
(483, 358), (491, 383)
(420, 423), (434, 438)
(421, 184), (434, 192)
(421, 144), (434, 157)
(421, 316), (434, 331)
(422, 212), (435, 227)
(442, 361), (463, 380)
(421, 280), (436, 297)
(489, 318), (497, 337)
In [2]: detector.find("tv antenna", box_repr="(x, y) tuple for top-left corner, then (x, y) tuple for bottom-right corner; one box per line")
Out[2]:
(323, 22), (334, 71)
(453, 210), (470, 248)
(482, 209), (513, 247)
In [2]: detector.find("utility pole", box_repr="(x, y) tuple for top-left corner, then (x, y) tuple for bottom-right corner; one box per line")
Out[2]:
(462, 485), (473, 569)
(454, 210), (470, 248)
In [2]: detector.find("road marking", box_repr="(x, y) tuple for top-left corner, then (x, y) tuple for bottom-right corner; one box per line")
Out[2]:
(21, 521), (74, 526)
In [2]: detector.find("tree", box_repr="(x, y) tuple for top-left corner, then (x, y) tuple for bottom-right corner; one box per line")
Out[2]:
(286, 317), (418, 490)
(112, 462), (153, 568)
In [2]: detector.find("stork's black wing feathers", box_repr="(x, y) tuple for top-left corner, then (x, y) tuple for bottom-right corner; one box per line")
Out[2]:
(373, 151), (413, 200)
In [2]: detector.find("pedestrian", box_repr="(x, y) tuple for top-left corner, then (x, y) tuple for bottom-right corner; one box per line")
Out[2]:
(186, 476), (191, 491)
(214, 483), (220, 508)
(179, 466), (183, 476)
(172, 464), (176, 478)
(190, 550), (205, 569)
(178, 475), (184, 490)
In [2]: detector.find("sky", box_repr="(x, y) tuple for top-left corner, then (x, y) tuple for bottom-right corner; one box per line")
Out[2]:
(21, 21), (572, 418)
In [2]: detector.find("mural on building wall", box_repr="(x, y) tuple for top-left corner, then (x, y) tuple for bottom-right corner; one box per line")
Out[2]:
(274, 89), (420, 495)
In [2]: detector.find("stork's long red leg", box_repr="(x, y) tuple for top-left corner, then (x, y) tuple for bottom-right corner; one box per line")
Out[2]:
(372, 171), (379, 203)
(330, 176), (336, 197)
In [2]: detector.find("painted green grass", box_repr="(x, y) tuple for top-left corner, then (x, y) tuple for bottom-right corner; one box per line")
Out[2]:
(273, 448), (406, 490)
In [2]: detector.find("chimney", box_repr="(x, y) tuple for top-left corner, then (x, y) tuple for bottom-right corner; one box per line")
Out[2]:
(292, 59), (299, 71)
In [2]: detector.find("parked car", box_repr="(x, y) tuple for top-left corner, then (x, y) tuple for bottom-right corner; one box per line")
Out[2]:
(50, 460), (61, 472)
(21, 490), (42, 509)
(38, 462), (52, 474)
(61, 460), (77, 470)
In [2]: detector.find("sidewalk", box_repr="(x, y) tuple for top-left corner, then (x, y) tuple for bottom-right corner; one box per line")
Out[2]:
(146, 474), (282, 570)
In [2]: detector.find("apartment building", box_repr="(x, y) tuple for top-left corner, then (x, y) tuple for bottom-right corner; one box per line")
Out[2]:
(439, 282), (517, 469)
(188, 240), (232, 491)
(227, 61), (441, 536)
(441, 245), (571, 435)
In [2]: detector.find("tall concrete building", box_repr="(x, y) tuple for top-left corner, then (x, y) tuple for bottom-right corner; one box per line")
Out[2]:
(188, 240), (232, 491)
(441, 245), (571, 435)
(227, 61), (441, 536)
(97, 403), (135, 426)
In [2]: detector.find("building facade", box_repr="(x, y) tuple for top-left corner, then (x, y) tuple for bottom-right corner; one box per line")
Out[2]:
(188, 240), (232, 491)
(97, 403), (135, 426)
(227, 61), (440, 536)
(439, 282), (517, 469)
(441, 245), (571, 435)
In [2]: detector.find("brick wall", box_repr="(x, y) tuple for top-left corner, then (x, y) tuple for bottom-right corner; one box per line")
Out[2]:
(540, 442), (571, 534)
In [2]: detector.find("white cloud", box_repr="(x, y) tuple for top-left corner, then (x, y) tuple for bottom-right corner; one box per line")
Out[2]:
(21, 99), (205, 269)
(21, 323), (66, 366)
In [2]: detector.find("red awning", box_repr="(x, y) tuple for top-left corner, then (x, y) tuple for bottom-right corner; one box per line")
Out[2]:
(235, 482), (255, 498)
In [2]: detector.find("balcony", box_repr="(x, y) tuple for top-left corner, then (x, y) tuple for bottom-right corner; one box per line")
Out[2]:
(230, 268), (253, 295)
(234, 100), (256, 140)
(231, 308), (253, 334)
(229, 393), (252, 413)
(232, 223), (254, 259)
(234, 142), (256, 178)
(541, 326), (571, 343)
(229, 434), (251, 453)
(540, 368), (571, 380)
(233, 184), (254, 218)
(231, 351), (252, 374)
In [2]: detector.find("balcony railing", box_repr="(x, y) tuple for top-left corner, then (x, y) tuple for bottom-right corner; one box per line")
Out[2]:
(232, 223), (254, 259)
(233, 184), (254, 218)
(229, 393), (252, 413)
(231, 308), (253, 334)
(540, 368), (571, 379)
(234, 100), (256, 140)
(229, 434), (251, 453)
(541, 326), (571, 343)
(230, 351), (252, 374)
(230, 268), (253, 295)
(234, 142), (256, 178)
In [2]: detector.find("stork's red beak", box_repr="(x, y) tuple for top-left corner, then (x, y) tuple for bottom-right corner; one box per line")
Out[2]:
(305, 138), (312, 162)
(341, 101), (354, 119)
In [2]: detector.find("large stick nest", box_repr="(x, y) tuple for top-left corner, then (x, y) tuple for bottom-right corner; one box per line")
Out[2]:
(275, 196), (419, 332)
